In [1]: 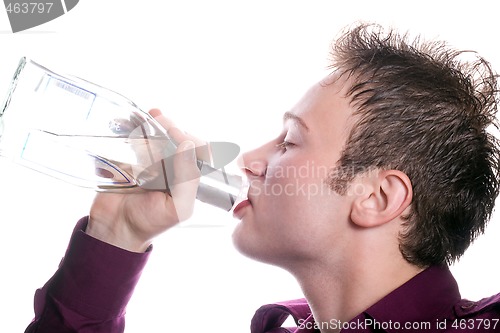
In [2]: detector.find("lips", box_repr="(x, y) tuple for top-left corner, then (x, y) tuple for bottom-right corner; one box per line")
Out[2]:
(232, 178), (259, 219)
(233, 199), (251, 219)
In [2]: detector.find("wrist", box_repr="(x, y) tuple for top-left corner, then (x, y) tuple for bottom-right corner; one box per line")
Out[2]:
(85, 216), (152, 253)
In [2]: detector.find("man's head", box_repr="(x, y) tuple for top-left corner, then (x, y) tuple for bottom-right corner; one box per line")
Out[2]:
(328, 23), (500, 267)
(233, 23), (499, 273)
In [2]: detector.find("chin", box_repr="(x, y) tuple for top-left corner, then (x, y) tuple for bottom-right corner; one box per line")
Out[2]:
(231, 223), (288, 268)
(232, 222), (267, 262)
(231, 222), (252, 255)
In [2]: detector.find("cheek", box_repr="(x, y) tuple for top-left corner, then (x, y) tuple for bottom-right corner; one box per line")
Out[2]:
(232, 190), (349, 265)
(258, 176), (332, 238)
(265, 164), (331, 205)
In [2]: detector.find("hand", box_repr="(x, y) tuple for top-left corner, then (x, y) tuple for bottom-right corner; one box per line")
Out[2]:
(86, 109), (204, 252)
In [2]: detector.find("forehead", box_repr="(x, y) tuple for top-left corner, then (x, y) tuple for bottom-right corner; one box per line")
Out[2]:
(288, 74), (355, 138)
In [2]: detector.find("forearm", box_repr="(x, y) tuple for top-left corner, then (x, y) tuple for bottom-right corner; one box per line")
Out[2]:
(26, 217), (151, 333)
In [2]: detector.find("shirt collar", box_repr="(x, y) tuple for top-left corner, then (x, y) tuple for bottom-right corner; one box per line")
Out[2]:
(349, 265), (461, 332)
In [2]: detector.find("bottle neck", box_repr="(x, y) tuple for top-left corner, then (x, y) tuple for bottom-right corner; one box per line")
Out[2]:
(196, 161), (247, 211)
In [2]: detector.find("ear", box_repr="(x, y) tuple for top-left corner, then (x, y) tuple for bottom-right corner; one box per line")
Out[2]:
(350, 170), (412, 228)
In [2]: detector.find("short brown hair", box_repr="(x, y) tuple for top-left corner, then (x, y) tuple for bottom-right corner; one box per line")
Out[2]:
(328, 23), (500, 267)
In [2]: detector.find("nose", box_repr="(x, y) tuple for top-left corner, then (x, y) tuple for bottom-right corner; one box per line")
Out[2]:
(239, 141), (274, 177)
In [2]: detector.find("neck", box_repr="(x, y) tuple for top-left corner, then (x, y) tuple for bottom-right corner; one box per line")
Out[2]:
(288, 244), (424, 333)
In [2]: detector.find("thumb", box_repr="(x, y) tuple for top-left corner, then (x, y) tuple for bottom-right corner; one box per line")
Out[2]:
(169, 140), (200, 222)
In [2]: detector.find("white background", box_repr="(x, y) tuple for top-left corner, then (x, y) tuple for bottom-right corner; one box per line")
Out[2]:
(0, 1), (499, 332)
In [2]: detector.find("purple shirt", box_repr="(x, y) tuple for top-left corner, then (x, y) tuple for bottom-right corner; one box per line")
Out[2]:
(25, 217), (150, 332)
(251, 267), (500, 332)
(26, 217), (500, 332)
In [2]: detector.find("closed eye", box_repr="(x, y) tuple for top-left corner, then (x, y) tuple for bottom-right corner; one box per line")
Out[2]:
(276, 140), (295, 152)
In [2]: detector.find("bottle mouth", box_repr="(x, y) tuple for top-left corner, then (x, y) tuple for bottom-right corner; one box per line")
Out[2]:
(232, 174), (249, 208)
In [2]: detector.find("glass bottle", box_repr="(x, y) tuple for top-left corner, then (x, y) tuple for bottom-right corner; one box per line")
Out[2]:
(0, 57), (245, 211)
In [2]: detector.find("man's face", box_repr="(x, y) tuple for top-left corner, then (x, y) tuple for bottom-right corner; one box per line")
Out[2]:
(232, 74), (358, 267)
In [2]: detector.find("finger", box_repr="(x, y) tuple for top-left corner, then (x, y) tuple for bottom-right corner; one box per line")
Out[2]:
(148, 108), (163, 118)
(169, 140), (200, 222)
(148, 109), (212, 163)
(148, 108), (178, 132)
(166, 126), (203, 146)
(166, 126), (212, 163)
(149, 109), (205, 145)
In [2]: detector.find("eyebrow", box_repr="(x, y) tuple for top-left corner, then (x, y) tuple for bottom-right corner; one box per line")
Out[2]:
(283, 112), (310, 132)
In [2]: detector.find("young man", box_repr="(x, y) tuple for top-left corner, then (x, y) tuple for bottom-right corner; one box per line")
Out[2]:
(25, 24), (500, 332)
